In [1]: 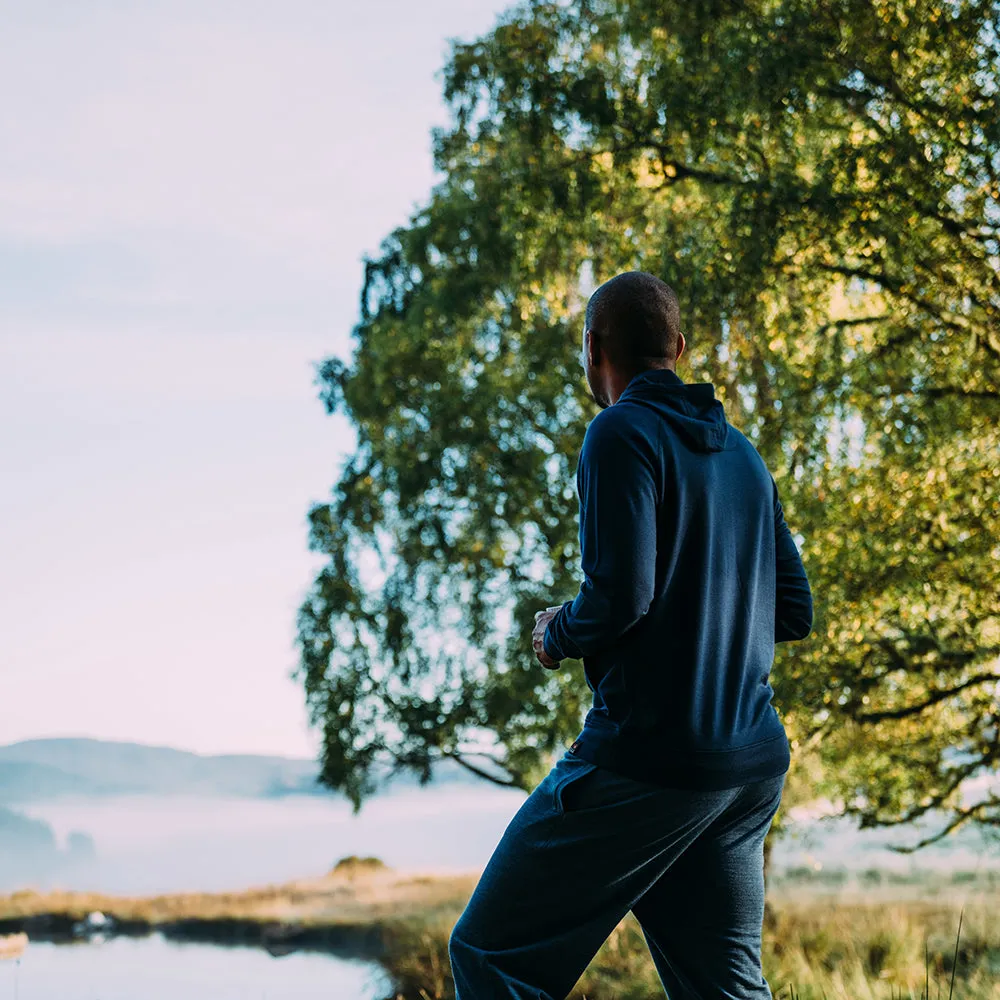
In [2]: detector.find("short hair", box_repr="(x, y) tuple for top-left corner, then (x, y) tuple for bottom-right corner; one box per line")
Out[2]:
(585, 270), (681, 368)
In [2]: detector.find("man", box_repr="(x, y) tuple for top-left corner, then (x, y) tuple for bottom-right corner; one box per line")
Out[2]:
(448, 270), (813, 998)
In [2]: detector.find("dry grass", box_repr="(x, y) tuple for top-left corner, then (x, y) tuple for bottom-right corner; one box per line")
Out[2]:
(760, 894), (1000, 1000)
(0, 865), (477, 930)
(3, 867), (998, 999)
(374, 884), (1000, 1000)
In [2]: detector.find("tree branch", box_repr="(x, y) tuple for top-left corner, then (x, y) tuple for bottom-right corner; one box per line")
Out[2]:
(856, 672), (1000, 724)
(440, 750), (520, 788)
(886, 795), (1000, 853)
(882, 385), (1000, 401)
(812, 261), (974, 334)
(849, 758), (983, 831)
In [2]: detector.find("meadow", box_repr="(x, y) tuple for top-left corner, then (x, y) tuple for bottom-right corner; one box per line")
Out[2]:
(2, 858), (997, 999)
(384, 878), (1000, 999)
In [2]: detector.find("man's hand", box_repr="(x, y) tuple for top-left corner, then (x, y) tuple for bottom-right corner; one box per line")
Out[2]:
(532, 606), (564, 669)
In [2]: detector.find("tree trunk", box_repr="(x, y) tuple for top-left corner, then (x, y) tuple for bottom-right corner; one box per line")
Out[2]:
(762, 821), (779, 932)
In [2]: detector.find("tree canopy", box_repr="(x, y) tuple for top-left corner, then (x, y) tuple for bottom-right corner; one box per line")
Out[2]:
(297, 0), (1000, 854)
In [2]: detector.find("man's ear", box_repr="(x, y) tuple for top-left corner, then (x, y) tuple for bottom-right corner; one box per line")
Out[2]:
(675, 330), (686, 364)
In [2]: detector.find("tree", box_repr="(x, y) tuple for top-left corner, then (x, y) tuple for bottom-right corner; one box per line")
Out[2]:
(297, 0), (1000, 862)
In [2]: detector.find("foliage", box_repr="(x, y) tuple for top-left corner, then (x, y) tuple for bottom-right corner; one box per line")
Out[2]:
(297, 0), (1000, 854)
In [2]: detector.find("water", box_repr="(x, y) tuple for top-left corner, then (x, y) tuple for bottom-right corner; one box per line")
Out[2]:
(14, 785), (527, 894)
(10, 782), (1000, 897)
(776, 807), (1000, 876)
(0, 934), (391, 999)
(2, 783), (997, 998)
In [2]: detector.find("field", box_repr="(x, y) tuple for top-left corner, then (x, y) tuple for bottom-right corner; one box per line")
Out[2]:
(1, 858), (998, 999)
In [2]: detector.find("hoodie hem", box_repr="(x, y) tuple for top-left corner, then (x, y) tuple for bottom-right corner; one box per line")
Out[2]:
(568, 728), (790, 791)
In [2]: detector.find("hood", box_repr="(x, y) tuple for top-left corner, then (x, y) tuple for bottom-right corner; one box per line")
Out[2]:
(616, 367), (729, 452)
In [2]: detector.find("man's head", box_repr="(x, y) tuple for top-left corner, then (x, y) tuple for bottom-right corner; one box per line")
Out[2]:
(581, 270), (686, 409)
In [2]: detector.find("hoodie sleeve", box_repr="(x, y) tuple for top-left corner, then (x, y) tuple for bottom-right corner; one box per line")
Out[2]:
(543, 411), (658, 662)
(772, 475), (813, 642)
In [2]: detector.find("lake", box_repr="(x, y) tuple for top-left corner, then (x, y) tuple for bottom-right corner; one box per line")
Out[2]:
(0, 934), (391, 1000)
(3, 782), (999, 998)
(14, 784), (526, 894)
(10, 781), (1000, 897)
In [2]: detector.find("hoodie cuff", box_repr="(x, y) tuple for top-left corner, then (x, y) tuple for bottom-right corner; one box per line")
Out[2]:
(542, 624), (561, 661)
(542, 600), (574, 661)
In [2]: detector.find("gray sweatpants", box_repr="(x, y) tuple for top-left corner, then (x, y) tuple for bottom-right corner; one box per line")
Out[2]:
(449, 750), (785, 999)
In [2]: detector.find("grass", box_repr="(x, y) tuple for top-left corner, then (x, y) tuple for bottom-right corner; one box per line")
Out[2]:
(0, 859), (477, 931)
(378, 880), (1000, 999)
(2, 861), (998, 998)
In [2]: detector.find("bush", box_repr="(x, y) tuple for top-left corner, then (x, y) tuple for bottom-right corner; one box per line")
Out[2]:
(330, 855), (387, 877)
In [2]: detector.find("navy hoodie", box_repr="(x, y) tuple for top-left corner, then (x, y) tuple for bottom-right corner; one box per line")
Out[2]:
(543, 367), (813, 790)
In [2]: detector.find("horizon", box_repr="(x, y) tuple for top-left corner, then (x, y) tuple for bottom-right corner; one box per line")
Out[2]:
(0, 733), (315, 760)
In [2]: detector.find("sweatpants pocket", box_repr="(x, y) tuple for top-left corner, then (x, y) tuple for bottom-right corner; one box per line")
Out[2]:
(558, 761), (668, 817)
(551, 754), (598, 815)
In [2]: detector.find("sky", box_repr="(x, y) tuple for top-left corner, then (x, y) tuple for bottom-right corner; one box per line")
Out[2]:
(0, 0), (514, 758)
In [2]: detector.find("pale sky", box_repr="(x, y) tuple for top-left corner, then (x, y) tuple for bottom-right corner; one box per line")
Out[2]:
(0, 0), (514, 758)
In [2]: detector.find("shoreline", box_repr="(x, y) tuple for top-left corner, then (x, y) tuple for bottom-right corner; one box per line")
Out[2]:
(3, 863), (998, 1000)
(2, 864), (998, 952)
(0, 911), (392, 961)
(0, 859), (477, 961)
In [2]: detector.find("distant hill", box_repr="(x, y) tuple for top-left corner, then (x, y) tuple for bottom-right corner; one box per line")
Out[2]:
(0, 738), (492, 803)
(0, 739), (324, 802)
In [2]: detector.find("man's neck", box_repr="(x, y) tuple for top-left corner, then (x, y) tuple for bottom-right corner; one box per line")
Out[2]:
(609, 363), (676, 404)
